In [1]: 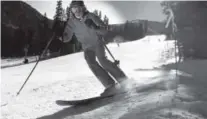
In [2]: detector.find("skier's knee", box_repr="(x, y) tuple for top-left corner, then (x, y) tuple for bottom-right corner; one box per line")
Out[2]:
(99, 59), (114, 70)
(98, 58), (108, 65)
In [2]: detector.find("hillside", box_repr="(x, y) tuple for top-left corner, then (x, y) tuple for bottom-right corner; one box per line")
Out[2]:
(1, 1), (55, 57)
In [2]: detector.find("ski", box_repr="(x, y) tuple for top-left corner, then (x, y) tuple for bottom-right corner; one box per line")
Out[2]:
(56, 94), (115, 106)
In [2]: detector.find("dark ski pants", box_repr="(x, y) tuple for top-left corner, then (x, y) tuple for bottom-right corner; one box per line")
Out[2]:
(84, 43), (127, 88)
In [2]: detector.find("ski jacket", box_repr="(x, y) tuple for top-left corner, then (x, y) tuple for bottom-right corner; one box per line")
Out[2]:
(62, 12), (108, 50)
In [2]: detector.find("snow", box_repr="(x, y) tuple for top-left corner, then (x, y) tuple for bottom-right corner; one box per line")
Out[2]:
(1, 56), (38, 68)
(1, 35), (207, 119)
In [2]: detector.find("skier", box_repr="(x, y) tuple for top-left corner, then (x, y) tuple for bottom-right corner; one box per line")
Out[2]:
(23, 44), (29, 64)
(23, 27), (34, 64)
(59, 0), (128, 96)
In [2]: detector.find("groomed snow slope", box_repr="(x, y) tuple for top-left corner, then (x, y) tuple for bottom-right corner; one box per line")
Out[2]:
(1, 35), (207, 119)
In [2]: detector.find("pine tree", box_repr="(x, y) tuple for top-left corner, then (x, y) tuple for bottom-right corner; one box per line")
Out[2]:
(61, 8), (67, 21)
(93, 9), (99, 16)
(50, 0), (65, 54)
(53, 0), (63, 21)
(43, 12), (49, 28)
(103, 15), (109, 25)
(53, 0), (64, 31)
(44, 12), (47, 18)
(66, 6), (70, 20)
(98, 11), (102, 19)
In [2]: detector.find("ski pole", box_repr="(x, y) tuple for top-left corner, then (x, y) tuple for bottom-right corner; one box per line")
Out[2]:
(16, 33), (56, 96)
(101, 37), (120, 66)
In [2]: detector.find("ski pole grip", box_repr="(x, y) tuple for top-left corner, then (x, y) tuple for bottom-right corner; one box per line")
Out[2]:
(114, 60), (120, 66)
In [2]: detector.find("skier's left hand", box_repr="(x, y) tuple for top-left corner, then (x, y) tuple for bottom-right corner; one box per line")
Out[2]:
(113, 35), (124, 43)
(58, 37), (63, 42)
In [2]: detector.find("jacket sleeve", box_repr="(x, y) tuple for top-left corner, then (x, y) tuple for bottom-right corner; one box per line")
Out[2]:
(62, 20), (74, 43)
(87, 13), (110, 36)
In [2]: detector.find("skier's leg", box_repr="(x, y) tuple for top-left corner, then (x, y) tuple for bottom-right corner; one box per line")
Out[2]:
(95, 43), (128, 83)
(84, 49), (116, 88)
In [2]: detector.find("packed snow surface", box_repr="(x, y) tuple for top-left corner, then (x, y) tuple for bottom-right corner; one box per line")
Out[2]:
(1, 35), (207, 119)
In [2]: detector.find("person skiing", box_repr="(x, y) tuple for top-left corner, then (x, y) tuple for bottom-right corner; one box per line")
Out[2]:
(23, 27), (34, 64)
(59, 0), (128, 96)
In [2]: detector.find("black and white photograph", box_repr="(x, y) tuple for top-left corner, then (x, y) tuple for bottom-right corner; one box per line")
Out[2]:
(1, 1), (207, 119)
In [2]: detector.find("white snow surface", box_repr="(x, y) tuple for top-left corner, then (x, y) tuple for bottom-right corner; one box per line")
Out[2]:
(1, 35), (207, 119)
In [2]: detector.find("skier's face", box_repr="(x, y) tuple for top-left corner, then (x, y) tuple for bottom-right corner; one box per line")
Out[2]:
(71, 6), (84, 19)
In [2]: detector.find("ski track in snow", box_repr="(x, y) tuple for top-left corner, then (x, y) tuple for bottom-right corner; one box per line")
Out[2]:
(1, 35), (207, 119)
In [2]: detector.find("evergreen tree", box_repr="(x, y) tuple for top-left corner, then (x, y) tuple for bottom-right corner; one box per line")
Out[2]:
(103, 15), (109, 25)
(53, 0), (64, 31)
(98, 11), (102, 19)
(44, 12), (47, 17)
(93, 9), (99, 16)
(50, 0), (65, 54)
(43, 12), (49, 28)
(66, 6), (70, 20)
(53, 0), (63, 21)
(61, 8), (67, 21)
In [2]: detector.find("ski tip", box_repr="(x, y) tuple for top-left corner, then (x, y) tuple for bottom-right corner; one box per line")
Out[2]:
(56, 100), (70, 106)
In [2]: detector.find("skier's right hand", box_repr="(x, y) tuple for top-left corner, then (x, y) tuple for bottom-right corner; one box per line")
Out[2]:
(113, 35), (124, 43)
(58, 37), (63, 42)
